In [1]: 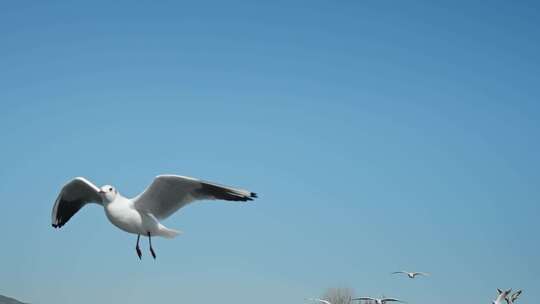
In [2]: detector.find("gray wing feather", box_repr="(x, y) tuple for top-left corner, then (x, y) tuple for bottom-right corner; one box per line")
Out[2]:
(133, 175), (257, 219)
(51, 177), (102, 228)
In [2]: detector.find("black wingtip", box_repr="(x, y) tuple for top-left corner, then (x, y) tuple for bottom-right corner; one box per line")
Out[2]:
(242, 192), (257, 202)
(52, 222), (64, 229)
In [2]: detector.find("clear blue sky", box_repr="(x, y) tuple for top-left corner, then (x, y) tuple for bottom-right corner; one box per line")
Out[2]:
(0, 1), (539, 304)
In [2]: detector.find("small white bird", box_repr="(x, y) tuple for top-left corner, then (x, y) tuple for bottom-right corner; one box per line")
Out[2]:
(307, 298), (332, 304)
(392, 271), (429, 279)
(493, 289), (512, 304)
(505, 290), (522, 304)
(52, 175), (257, 259)
(352, 297), (405, 304)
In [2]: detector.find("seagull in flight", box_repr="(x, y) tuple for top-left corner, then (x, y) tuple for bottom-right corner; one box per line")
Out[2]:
(51, 175), (257, 259)
(392, 271), (429, 279)
(307, 298), (332, 304)
(505, 290), (522, 304)
(493, 289), (512, 304)
(352, 297), (405, 304)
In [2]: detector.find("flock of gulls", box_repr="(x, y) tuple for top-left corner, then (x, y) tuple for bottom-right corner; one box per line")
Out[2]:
(306, 274), (523, 304)
(51, 174), (524, 303)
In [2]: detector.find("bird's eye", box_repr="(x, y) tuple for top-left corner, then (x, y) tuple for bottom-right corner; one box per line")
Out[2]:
(109, 187), (113, 191)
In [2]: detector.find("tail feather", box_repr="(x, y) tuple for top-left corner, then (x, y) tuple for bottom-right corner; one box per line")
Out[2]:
(158, 225), (181, 238)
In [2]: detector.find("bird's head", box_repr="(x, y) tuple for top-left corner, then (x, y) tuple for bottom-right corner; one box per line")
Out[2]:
(99, 185), (118, 202)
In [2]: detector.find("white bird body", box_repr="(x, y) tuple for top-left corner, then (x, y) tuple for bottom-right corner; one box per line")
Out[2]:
(52, 175), (257, 258)
(103, 193), (178, 238)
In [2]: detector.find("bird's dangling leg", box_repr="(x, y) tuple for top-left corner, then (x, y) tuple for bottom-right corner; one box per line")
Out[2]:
(135, 234), (142, 259)
(148, 232), (156, 259)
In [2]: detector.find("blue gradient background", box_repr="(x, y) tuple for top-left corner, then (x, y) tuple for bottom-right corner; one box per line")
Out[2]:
(0, 1), (539, 304)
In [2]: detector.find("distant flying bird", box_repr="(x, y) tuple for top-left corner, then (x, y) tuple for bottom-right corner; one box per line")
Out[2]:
(505, 290), (522, 304)
(392, 271), (429, 279)
(307, 298), (332, 304)
(352, 297), (405, 304)
(52, 175), (257, 259)
(493, 289), (512, 304)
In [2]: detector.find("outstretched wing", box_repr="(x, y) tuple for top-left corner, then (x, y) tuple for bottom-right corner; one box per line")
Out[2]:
(352, 298), (376, 301)
(133, 175), (257, 219)
(511, 290), (522, 302)
(392, 271), (407, 275)
(51, 177), (103, 228)
(308, 298), (332, 304)
(382, 298), (405, 303)
(413, 272), (429, 277)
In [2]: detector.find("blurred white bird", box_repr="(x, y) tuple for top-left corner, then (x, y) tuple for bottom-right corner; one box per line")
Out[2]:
(307, 298), (332, 304)
(392, 271), (429, 279)
(51, 175), (257, 259)
(352, 297), (405, 304)
(493, 289), (512, 304)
